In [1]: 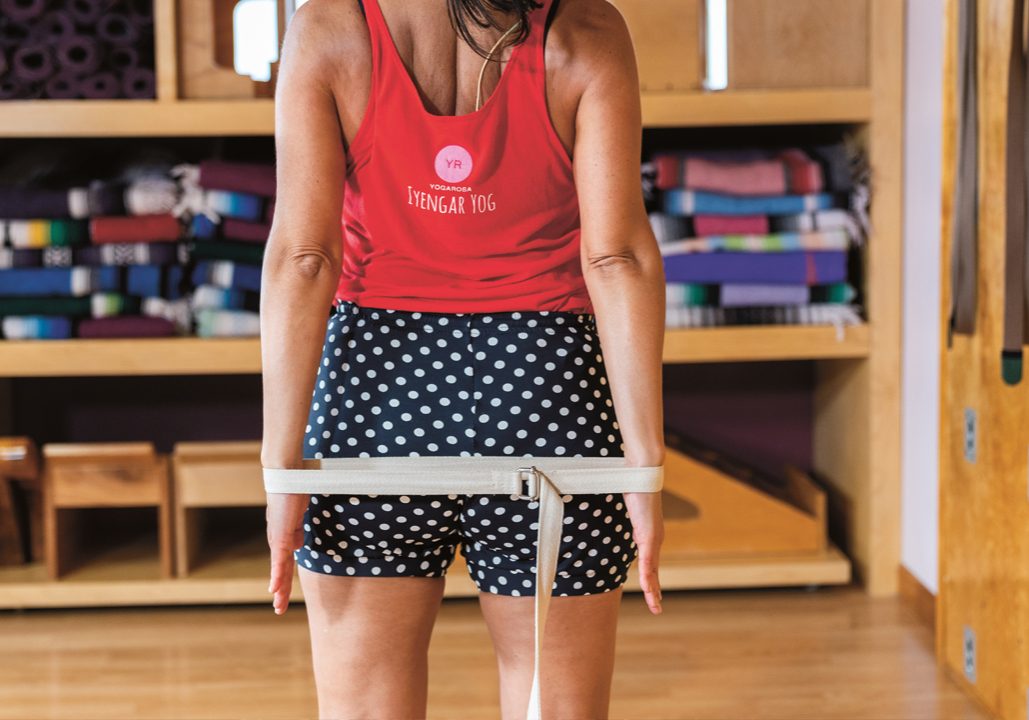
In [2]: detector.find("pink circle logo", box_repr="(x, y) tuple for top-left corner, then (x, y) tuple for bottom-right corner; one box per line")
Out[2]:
(434, 145), (473, 183)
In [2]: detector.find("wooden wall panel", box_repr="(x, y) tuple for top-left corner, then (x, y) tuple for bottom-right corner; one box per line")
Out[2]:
(727, 0), (870, 89)
(939, 1), (1029, 719)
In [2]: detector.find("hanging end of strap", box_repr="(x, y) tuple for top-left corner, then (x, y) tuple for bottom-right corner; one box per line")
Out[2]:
(1001, 349), (1024, 386)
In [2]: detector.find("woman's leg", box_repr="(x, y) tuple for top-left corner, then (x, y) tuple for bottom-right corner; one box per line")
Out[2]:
(298, 569), (447, 720)
(478, 589), (625, 720)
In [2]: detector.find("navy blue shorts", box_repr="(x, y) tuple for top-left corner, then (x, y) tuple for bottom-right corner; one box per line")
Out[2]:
(295, 299), (637, 596)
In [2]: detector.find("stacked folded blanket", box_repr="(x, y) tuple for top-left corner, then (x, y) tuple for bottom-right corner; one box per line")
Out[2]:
(644, 143), (869, 330)
(0, 176), (190, 339)
(185, 160), (273, 338)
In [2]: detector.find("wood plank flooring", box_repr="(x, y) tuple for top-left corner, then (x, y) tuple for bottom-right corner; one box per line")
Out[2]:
(0, 584), (992, 719)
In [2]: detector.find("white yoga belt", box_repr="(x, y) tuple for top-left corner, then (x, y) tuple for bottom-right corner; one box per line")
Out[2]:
(264, 454), (664, 720)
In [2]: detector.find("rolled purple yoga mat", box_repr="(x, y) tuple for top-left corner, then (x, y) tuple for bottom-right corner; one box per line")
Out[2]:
(0, 188), (72, 219)
(56, 35), (103, 76)
(198, 160), (277, 197)
(107, 45), (138, 71)
(0, 21), (31, 49)
(78, 316), (176, 339)
(119, 66), (154, 98)
(77, 71), (120, 99)
(0, 76), (26, 100)
(44, 71), (80, 99)
(11, 43), (54, 83)
(63, 0), (106, 26)
(88, 179), (127, 216)
(30, 10), (78, 44)
(97, 13), (139, 45)
(127, 0), (153, 26)
(1, 0), (46, 23)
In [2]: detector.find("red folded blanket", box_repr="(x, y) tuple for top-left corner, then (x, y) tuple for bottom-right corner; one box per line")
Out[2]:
(693, 215), (769, 236)
(654, 148), (824, 195)
(89, 213), (181, 244)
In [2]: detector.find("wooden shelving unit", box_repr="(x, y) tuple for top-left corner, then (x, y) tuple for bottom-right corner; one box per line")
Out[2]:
(0, 0), (903, 607)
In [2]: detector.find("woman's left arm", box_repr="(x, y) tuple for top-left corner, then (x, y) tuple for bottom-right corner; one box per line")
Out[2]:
(261, 1), (348, 616)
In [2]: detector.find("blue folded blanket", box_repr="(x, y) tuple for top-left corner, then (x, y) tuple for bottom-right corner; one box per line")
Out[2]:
(0, 266), (120, 297)
(662, 189), (837, 216)
(191, 260), (262, 293)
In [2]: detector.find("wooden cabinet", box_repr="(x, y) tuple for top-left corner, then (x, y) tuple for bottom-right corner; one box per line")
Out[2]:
(613, 0), (870, 94)
(727, 0), (869, 89)
(609, 0), (705, 91)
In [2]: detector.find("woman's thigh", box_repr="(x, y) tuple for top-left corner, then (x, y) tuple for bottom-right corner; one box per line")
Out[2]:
(299, 569), (446, 718)
(478, 588), (625, 720)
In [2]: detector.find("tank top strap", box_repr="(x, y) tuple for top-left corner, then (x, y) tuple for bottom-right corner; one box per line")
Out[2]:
(505, 0), (557, 117)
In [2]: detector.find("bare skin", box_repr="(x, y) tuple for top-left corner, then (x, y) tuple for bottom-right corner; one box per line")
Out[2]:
(261, 0), (666, 717)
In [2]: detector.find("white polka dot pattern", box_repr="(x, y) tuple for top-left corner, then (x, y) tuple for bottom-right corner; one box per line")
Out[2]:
(294, 300), (636, 596)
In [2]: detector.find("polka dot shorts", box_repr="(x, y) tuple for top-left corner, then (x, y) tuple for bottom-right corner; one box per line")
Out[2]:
(295, 299), (637, 597)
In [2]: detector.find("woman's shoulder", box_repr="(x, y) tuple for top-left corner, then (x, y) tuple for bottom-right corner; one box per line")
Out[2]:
(282, 0), (371, 87)
(547, 0), (638, 89)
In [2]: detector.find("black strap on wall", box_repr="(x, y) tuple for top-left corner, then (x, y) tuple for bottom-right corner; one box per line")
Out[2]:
(1004, 0), (1029, 384)
(949, 0), (979, 346)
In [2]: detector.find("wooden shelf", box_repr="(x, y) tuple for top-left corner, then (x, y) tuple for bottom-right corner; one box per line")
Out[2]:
(0, 99), (276, 138)
(0, 337), (262, 376)
(640, 88), (871, 127)
(0, 324), (869, 377)
(0, 88), (870, 138)
(0, 541), (850, 609)
(662, 323), (869, 363)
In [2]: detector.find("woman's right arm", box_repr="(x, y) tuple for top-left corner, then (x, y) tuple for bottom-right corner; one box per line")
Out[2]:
(569, 0), (667, 615)
(261, 0), (351, 615)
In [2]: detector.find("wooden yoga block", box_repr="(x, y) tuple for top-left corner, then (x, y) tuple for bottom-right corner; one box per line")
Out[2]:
(661, 431), (828, 559)
(42, 442), (173, 580)
(0, 437), (41, 567)
(171, 440), (265, 577)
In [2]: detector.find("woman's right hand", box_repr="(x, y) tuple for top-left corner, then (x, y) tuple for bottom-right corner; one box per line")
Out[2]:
(266, 491), (310, 615)
(623, 490), (664, 614)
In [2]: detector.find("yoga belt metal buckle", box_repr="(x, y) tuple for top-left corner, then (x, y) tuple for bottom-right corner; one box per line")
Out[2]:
(513, 465), (541, 501)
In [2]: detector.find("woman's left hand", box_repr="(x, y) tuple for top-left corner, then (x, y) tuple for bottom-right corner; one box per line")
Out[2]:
(266, 492), (310, 615)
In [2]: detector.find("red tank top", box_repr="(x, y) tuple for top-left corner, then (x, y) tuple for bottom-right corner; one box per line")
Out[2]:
(334, 0), (593, 313)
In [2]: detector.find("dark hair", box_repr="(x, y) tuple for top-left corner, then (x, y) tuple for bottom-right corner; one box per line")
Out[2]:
(446, 0), (543, 59)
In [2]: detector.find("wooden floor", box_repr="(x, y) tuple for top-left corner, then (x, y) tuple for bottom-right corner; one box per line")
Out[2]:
(0, 584), (991, 720)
